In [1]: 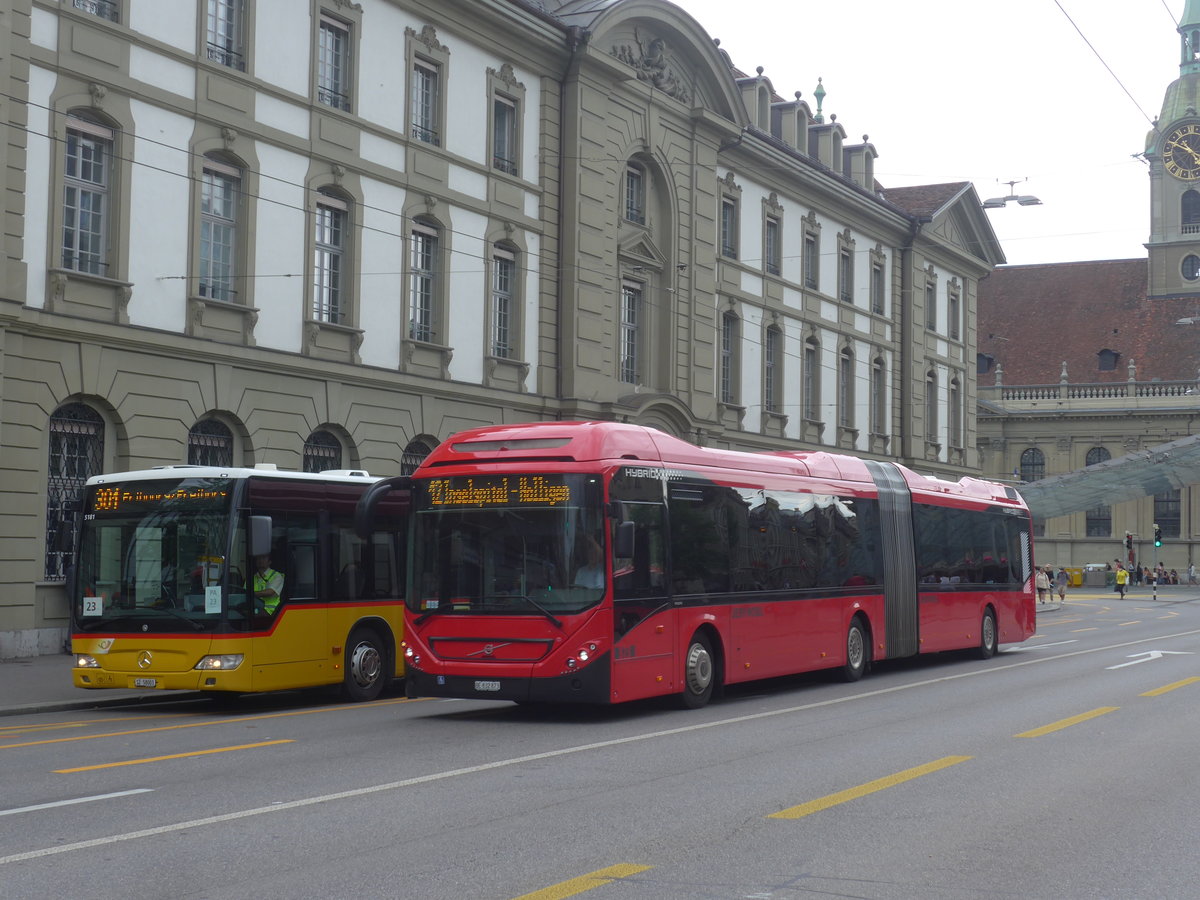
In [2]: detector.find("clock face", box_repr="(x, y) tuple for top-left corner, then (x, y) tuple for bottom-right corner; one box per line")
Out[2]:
(1165, 124), (1200, 180)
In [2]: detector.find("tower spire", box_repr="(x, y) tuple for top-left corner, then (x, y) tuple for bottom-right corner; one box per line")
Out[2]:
(1182, 0), (1200, 73)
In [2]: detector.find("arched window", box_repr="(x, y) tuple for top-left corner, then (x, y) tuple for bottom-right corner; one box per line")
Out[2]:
(401, 439), (433, 475)
(1183, 190), (1200, 231)
(303, 430), (342, 472)
(45, 403), (105, 580)
(1020, 447), (1045, 482)
(188, 419), (234, 466)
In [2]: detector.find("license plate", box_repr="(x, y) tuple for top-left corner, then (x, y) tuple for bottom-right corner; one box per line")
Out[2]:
(474, 680), (501, 692)
(134, 678), (157, 688)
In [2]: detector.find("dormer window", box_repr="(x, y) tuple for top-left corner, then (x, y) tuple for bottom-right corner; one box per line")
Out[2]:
(1097, 348), (1120, 372)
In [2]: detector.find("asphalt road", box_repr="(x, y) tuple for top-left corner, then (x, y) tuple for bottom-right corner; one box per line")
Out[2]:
(3, 593), (1200, 899)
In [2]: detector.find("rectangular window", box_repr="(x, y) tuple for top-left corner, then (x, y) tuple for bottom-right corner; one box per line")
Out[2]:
(409, 224), (438, 342)
(317, 16), (351, 111)
(803, 342), (818, 420)
(412, 60), (440, 145)
(1155, 490), (1182, 539)
(949, 381), (961, 447)
(1085, 506), (1112, 538)
(765, 217), (781, 276)
(925, 282), (937, 330)
(492, 95), (518, 175)
(720, 312), (737, 404)
(870, 262), (884, 314)
(62, 118), (113, 276)
(73, 0), (118, 22)
(206, 0), (245, 71)
(870, 362), (886, 434)
(838, 353), (852, 427)
(948, 288), (960, 340)
(313, 197), (345, 323)
(620, 282), (641, 384)
(720, 199), (738, 259)
(200, 161), (239, 303)
(764, 328), (780, 413)
(625, 165), (645, 225)
(803, 234), (818, 289)
(491, 248), (515, 358)
(838, 248), (853, 302)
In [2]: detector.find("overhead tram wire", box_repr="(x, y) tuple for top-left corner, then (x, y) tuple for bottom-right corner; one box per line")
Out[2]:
(7, 95), (953, 382)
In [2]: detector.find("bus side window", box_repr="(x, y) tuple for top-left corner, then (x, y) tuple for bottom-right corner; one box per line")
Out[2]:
(288, 544), (318, 601)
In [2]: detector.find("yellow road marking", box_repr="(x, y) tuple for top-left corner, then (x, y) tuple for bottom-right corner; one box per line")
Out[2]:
(512, 864), (654, 900)
(1, 697), (413, 751)
(0, 723), (88, 736)
(54, 739), (293, 773)
(1141, 676), (1200, 697)
(1118, 621), (1140, 627)
(1016, 707), (1118, 738)
(768, 755), (972, 820)
(1070, 627), (1098, 633)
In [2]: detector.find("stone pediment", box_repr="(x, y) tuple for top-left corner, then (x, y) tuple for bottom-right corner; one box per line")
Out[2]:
(619, 234), (667, 270)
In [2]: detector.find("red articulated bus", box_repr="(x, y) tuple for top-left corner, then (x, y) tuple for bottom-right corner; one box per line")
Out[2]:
(357, 421), (1036, 708)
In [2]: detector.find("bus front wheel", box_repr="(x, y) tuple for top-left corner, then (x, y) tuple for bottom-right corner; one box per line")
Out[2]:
(678, 632), (716, 709)
(343, 627), (388, 702)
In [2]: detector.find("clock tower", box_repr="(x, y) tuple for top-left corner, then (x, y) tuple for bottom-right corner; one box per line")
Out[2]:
(1148, 0), (1200, 298)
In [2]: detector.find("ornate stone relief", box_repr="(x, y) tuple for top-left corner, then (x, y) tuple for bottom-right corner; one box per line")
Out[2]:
(612, 31), (691, 103)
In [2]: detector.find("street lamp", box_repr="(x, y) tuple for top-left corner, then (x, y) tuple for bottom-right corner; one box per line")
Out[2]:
(983, 178), (1043, 209)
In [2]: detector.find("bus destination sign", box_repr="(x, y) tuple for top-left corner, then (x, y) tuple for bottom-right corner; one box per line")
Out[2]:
(91, 484), (229, 513)
(426, 475), (571, 508)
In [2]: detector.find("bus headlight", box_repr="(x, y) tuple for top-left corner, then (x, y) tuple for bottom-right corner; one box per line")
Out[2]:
(194, 654), (244, 671)
(75, 654), (100, 669)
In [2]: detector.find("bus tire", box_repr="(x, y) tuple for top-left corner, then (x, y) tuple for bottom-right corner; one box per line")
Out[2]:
(342, 626), (387, 702)
(679, 632), (716, 709)
(840, 618), (869, 682)
(975, 608), (998, 660)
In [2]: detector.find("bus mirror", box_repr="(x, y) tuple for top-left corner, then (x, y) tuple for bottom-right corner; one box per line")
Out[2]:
(355, 475), (412, 539)
(614, 520), (635, 559)
(249, 516), (273, 557)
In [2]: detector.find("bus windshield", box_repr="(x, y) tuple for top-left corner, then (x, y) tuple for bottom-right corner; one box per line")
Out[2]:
(410, 473), (605, 619)
(73, 477), (241, 631)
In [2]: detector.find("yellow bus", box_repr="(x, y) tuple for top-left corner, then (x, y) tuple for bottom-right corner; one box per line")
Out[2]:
(70, 465), (407, 701)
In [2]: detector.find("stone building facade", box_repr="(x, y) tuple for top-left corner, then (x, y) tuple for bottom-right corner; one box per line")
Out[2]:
(0, 0), (1001, 656)
(977, 1), (1200, 573)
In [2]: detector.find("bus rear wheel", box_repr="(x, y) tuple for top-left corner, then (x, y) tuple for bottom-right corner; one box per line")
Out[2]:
(839, 618), (869, 682)
(975, 609), (998, 660)
(343, 627), (388, 702)
(678, 632), (716, 709)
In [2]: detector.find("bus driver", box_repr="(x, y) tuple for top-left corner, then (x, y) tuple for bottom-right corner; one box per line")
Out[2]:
(252, 554), (284, 614)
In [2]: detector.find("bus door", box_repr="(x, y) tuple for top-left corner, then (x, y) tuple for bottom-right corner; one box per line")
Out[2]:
(610, 502), (674, 702)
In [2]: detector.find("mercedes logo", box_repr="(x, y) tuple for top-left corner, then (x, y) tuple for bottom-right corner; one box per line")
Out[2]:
(137, 650), (153, 669)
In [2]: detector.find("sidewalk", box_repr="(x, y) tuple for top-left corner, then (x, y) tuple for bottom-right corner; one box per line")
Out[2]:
(0, 652), (198, 718)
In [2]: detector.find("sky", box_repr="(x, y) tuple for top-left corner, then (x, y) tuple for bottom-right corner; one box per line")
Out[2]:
(672, 0), (1182, 266)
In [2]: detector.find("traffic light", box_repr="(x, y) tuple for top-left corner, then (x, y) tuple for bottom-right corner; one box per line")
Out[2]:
(1154, 524), (1163, 547)
(1125, 533), (1133, 551)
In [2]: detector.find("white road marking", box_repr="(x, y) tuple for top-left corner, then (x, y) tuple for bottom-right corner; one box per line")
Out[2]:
(0, 789), (154, 818)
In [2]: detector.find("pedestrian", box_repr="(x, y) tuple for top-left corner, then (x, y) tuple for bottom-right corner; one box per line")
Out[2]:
(1036, 566), (1051, 603)
(1189, 563), (1197, 585)
(1115, 564), (1129, 599)
(1055, 567), (1069, 603)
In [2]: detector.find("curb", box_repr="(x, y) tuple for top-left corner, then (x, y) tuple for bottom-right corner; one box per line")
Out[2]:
(0, 692), (206, 719)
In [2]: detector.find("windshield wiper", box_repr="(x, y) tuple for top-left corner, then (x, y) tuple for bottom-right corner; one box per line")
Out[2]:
(509, 594), (563, 629)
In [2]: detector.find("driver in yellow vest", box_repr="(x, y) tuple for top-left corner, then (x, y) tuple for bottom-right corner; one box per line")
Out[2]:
(252, 554), (284, 614)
